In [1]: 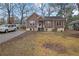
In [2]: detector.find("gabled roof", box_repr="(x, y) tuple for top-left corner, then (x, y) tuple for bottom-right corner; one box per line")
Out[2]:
(26, 13), (66, 21)
(27, 13), (43, 21)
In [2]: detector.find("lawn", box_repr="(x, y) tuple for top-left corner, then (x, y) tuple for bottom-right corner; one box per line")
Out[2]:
(0, 31), (79, 56)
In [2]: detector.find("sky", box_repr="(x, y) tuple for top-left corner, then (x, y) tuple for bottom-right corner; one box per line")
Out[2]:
(72, 10), (79, 16)
(34, 3), (79, 16)
(0, 3), (78, 20)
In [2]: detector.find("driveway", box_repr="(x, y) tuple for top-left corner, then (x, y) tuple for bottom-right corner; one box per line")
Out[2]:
(0, 30), (25, 44)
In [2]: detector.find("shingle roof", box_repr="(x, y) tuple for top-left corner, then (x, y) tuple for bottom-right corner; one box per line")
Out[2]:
(44, 16), (66, 21)
(27, 13), (66, 21)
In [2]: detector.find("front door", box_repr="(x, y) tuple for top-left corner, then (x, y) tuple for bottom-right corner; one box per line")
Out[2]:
(38, 21), (44, 31)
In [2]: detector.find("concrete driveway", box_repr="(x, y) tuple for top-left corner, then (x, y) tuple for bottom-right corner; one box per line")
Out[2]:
(0, 30), (25, 44)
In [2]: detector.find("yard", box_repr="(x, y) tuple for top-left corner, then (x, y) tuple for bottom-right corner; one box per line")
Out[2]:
(0, 31), (79, 56)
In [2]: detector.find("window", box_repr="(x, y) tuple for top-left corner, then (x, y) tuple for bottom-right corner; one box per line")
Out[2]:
(29, 21), (35, 26)
(47, 21), (51, 27)
(47, 21), (50, 24)
(57, 22), (59, 26)
(33, 23), (34, 25)
(57, 21), (61, 26)
(39, 24), (41, 26)
(59, 21), (61, 25)
(30, 24), (32, 25)
(30, 21), (35, 24)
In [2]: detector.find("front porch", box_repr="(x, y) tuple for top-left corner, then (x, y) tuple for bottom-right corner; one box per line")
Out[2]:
(37, 20), (44, 31)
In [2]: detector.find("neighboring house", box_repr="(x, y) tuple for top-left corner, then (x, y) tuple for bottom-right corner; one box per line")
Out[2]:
(0, 18), (4, 25)
(26, 13), (66, 31)
(7, 16), (15, 24)
(7, 16), (21, 29)
(68, 20), (79, 31)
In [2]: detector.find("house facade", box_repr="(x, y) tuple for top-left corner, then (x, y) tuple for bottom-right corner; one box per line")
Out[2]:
(26, 13), (67, 31)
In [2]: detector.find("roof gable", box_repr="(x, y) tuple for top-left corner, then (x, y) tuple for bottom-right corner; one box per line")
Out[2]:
(27, 13), (43, 21)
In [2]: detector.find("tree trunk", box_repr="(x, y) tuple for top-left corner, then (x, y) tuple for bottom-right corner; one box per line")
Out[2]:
(20, 13), (23, 24)
(8, 10), (11, 24)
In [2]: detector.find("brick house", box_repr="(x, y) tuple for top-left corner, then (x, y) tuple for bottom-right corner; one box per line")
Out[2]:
(26, 13), (67, 31)
(7, 16), (15, 24)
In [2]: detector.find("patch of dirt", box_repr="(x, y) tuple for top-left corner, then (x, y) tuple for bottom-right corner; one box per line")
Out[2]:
(69, 34), (79, 38)
(43, 43), (66, 52)
(65, 31), (79, 38)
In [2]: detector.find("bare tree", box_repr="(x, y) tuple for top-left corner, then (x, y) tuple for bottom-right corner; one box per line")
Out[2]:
(0, 3), (15, 23)
(16, 3), (29, 24)
(47, 6), (54, 16)
(76, 3), (79, 15)
(77, 3), (79, 10)
(39, 3), (46, 16)
(47, 3), (59, 16)
(5, 3), (11, 21)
